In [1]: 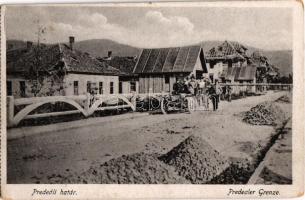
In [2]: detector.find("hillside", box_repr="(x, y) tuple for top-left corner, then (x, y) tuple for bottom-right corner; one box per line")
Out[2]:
(74, 39), (140, 58)
(262, 50), (292, 76)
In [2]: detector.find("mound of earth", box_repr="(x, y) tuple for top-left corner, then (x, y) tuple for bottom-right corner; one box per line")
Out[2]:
(159, 135), (230, 184)
(53, 152), (189, 184)
(275, 95), (292, 104)
(243, 101), (286, 126)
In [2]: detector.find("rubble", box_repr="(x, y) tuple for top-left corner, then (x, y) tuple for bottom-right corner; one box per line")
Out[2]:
(243, 102), (286, 126)
(52, 152), (189, 184)
(208, 163), (252, 184)
(159, 135), (230, 183)
(49, 136), (231, 184)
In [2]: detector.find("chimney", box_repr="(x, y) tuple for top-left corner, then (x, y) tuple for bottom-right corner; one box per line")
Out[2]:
(26, 41), (33, 50)
(108, 51), (112, 58)
(69, 36), (75, 50)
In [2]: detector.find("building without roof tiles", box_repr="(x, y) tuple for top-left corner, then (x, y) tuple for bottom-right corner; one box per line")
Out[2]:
(133, 45), (208, 93)
(205, 41), (257, 85)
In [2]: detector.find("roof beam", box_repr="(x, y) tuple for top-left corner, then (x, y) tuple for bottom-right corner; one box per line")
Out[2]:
(161, 49), (171, 73)
(141, 49), (152, 73)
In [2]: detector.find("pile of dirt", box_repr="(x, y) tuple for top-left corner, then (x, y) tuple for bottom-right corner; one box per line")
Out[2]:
(208, 163), (252, 184)
(243, 102), (286, 126)
(159, 135), (230, 184)
(275, 95), (292, 104)
(54, 152), (189, 184)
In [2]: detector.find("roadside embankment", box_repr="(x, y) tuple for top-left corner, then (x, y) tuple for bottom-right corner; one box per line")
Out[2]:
(49, 95), (291, 184)
(209, 95), (292, 184)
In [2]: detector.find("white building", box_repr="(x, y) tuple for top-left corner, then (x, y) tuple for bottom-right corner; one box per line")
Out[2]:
(7, 37), (120, 98)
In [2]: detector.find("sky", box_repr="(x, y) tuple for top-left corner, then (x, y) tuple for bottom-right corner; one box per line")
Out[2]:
(5, 5), (293, 50)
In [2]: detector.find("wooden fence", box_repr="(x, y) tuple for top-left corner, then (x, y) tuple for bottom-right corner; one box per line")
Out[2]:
(219, 83), (292, 94)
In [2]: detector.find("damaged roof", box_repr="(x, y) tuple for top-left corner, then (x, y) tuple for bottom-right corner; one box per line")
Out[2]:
(7, 44), (120, 76)
(133, 45), (206, 74)
(249, 51), (269, 68)
(206, 41), (248, 60)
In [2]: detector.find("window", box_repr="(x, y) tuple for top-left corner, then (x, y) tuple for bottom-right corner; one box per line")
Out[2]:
(119, 82), (123, 94)
(7, 81), (12, 96)
(165, 76), (170, 84)
(130, 81), (136, 92)
(99, 82), (103, 94)
(87, 81), (91, 93)
(73, 81), (78, 95)
(20, 81), (26, 97)
(110, 82), (114, 94)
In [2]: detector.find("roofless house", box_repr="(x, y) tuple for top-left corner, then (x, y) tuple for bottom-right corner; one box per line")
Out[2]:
(205, 41), (250, 83)
(133, 45), (208, 93)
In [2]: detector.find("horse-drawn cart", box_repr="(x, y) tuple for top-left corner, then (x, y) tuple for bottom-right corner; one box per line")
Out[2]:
(160, 93), (215, 114)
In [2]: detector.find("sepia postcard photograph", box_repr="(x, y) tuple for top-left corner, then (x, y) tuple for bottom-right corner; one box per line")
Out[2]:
(0, 1), (304, 199)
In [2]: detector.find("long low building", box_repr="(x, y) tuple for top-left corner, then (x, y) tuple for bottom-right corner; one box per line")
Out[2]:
(133, 45), (208, 93)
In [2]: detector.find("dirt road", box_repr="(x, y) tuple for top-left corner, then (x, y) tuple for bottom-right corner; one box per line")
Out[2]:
(7, 91), (291, 183)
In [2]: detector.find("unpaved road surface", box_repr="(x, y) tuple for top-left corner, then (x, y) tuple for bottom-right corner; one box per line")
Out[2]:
(7, 91), (291, 183)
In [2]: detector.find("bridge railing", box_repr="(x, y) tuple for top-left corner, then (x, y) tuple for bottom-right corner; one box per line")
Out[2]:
(6, 84), (291, 127)
(6, 92), (171, 128)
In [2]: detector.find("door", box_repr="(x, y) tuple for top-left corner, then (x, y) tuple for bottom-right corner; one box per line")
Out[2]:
(196, 70), (203, 79)
(164, 75), (170, 92)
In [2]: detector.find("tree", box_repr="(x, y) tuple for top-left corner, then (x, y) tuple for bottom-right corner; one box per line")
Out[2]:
(27, 20), (47, 96)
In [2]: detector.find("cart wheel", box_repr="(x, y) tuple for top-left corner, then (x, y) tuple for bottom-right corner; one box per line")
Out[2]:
(186, 97), (196, 113)
(161, 98), (168, 114)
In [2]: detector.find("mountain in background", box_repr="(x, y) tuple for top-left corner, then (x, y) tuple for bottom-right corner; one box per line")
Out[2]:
(262, 50), (292, 76)
(74, 39), (140, 58)
(7, 39), (292, 76)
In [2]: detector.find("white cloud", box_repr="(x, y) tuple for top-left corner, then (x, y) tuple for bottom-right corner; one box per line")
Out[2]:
(145, 11), (194, 34)
(41, 11), (201, 48)
(77, 13), (108, 27)
(6, 7), (292, 50)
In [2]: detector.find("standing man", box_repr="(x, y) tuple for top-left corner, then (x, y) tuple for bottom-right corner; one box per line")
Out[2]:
(207, 84), (218, 111)
(198, 78), (206, 95)
(226, 85), (232, 102)
(215, 80), (222, 106)
(188, 75), (197, 95)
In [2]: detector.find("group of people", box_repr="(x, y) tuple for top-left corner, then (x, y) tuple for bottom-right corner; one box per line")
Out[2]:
(173, 75), (232, 111)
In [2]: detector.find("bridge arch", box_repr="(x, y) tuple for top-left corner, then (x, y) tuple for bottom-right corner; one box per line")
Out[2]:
(13, 99), (87, 126)
(88, 94), (135, 116)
